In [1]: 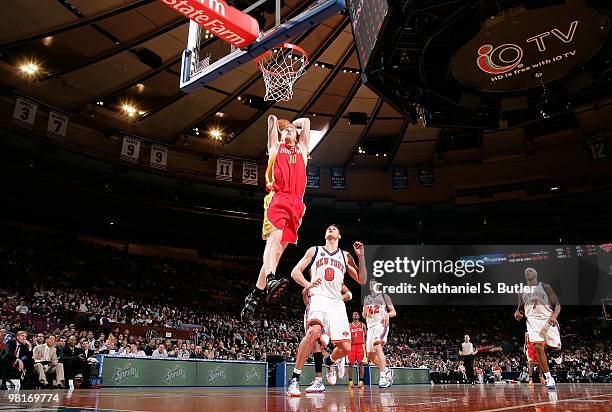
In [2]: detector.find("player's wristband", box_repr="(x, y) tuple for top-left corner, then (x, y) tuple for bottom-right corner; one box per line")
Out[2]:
(344, 291), (352, 300)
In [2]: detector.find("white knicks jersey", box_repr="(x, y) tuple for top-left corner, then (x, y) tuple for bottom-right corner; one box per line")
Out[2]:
(363, 293), (387, 328)
(522, 282), (553, 320)
(308, 246), (347, 300)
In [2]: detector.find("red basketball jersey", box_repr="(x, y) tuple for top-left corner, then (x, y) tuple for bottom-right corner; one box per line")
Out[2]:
(265, 143), (306, 197)
(350, 322), (365, 344)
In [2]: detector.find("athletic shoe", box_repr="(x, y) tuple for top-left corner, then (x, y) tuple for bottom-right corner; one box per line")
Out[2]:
(540, 375), (546, 385)
(337, 357), (346, 379)
(266, 273), (289, 303)
(546, 377), (556, 391)
(358, 380), (364, 388)
(240, 288), (265, 320)
(287, 377), (301, 397)
(348, 380), (354, 388)
(326, 366), (337, 385)
(379, 373), (391, 388)
(305, 379), (325, 393)
(386, 368), (394, 385)
(528, 378), (534, 387)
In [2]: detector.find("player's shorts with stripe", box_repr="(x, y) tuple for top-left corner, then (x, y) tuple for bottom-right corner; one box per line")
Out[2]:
(306, 294), (351, 343)
(347, 344), (365, 364)
(366, 322), (389, 353)
(304, 307), (330, 347)
(526, 316), (561, 349)
(262, 192), (305, 244)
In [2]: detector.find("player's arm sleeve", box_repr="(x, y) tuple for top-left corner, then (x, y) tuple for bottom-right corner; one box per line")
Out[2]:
(267, 115), (279, 151)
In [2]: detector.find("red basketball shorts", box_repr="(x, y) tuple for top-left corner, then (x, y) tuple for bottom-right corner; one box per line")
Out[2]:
(347, 343), (365, 364)
(526, 342), (537, 363)
(262, 192), (305, 244)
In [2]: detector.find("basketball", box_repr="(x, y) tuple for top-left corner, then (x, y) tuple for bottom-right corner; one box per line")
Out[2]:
(1, 0), (611, 410)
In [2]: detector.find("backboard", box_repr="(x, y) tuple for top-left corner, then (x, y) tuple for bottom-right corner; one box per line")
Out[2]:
(180, 0), (346, 92)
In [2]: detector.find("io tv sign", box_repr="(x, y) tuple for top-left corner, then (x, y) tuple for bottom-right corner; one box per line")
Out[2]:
(159, 0), (260, 47)
(450, 2), (610, 92)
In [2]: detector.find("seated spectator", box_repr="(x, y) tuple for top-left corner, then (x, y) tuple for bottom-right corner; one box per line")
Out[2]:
(1, 331), (32, 389)
(190, 346), (204, 359)
(33, 335), (65, 388)
(152, 344), (168, 359)
(126, 344), (146, 358)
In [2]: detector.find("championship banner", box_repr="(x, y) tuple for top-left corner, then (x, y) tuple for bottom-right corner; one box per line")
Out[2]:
(330, 167), (346, 190)
(306, 166), (320, 188)
(150, 145), (168, 170)
(99, 356), (266, 387)
(46, 111), (69, 142)
(362, 244), (612, 306)
(417, 165), (435, 188)
(12, 97), (37, 129)
(242, 162), (258, 185)
(392, 167), (408, 189)
(216, 158), (233, 181)
(120, 137), (142, 163)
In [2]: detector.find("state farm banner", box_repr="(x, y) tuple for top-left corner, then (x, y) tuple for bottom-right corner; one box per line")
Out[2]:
(362, 244), (612, 305)
(159, 0), (259, 47)
(450, 2), (610, 92)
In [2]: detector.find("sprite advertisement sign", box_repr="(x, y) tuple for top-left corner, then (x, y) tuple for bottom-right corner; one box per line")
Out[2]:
(370, 366), (430, 384)
(101, 357), (266, 387)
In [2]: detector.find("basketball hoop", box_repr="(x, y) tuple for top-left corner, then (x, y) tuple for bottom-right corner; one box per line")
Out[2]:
(256, 43), (309, 102)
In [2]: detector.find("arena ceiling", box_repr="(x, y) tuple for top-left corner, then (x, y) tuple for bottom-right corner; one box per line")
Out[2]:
(1, 0), (612, 171)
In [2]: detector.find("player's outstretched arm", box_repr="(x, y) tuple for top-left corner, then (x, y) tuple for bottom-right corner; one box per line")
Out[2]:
(293, 117), (310, 152)
(268, 115), (280, 152)
(543, 283), (561, 325)
(384, 294), (396, 318)
(346, 242), (367, 285)
(291, 247), (320, 289)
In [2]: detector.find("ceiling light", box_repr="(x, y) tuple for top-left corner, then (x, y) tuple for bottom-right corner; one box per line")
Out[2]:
(42, 36), (53, 46)
(135, 83), (145, 93)
(216, 112), (224, 117)
(19, 62), (40, 76)
(121, 103), (138, 117)
(96, 101), (104, 106)
(210, 129), (223, 140)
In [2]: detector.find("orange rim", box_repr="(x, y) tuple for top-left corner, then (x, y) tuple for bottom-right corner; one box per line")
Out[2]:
(255, 43), (309, 76)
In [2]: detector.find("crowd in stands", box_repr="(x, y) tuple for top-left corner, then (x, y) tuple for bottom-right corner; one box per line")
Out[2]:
(1, 223), (611, 389)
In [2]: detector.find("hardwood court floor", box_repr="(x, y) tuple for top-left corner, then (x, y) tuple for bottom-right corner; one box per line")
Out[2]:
(1, 384), (611, 411)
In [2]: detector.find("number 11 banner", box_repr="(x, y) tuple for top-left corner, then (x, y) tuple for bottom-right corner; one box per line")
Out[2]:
(216, 158), (233, 181)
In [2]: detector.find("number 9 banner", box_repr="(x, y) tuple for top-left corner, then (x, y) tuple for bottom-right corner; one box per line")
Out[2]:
(150, 145), (168, 170)
(120, 136), (141, 163)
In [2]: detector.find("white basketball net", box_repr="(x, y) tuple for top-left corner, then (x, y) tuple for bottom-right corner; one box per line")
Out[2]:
(257, 45), (308, 102)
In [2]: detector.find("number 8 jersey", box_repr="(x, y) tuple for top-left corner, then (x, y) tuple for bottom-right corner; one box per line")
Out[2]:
(309, 246), (347, 300)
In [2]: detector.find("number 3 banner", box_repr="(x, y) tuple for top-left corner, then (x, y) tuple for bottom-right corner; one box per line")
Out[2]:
(216, 158), (233, 181)
(120, 136), (141, 163)
(242, 162), (258, 185)
(12, 97), (38, 129)
(46, 111), (69, 142)
(150, 145), (168, 170)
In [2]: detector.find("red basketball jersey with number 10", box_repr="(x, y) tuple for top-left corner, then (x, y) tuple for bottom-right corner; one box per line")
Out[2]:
(308, 246), (347, 301)
(265, 143), (306, 197)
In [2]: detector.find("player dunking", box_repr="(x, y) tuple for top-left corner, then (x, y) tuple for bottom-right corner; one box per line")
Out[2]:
(241, 115), (311, 319)
(346, 311), (367, 388)
(364, 278), (396, 388)
(514, 267), (561, 390)
(287, 225), (367, 397)
(301, 284), (352, 393)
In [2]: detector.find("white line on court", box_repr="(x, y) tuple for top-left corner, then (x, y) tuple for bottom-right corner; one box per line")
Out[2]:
(480, 393), (612, 411)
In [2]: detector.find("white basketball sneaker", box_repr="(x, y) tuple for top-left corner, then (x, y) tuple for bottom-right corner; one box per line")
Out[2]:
(326, 366), (337, 385)
(379, 373), (391, 388)
(305, 379), (325, 393)
(337, 357), (346, 379)
(287, 377), (301, 397)
(546, 376), (556, 391)
(387, 368), (394, 385)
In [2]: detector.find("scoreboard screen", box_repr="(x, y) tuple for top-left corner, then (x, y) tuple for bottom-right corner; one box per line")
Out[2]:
(346, 0), (389, 70)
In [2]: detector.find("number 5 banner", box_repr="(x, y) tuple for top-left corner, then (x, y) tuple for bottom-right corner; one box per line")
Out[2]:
(242, 162), (258, 185)
(150, 145), (168, 170)
(13, 97), (38, 129)
(120, 136), (141, 163)
(216, 158), (233, 181)
(46, 111), (69, 142)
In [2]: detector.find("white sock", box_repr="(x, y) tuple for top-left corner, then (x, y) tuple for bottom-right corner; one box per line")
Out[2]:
(294, 368), (302, 374)
(545, 372), (552, 379)
(315, 377), (322, 382)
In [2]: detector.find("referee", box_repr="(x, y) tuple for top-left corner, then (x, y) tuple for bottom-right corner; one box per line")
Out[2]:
(459, 335), (478, 383)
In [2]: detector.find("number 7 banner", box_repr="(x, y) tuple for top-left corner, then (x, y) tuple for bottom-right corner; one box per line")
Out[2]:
(46, 111), (69, 142)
